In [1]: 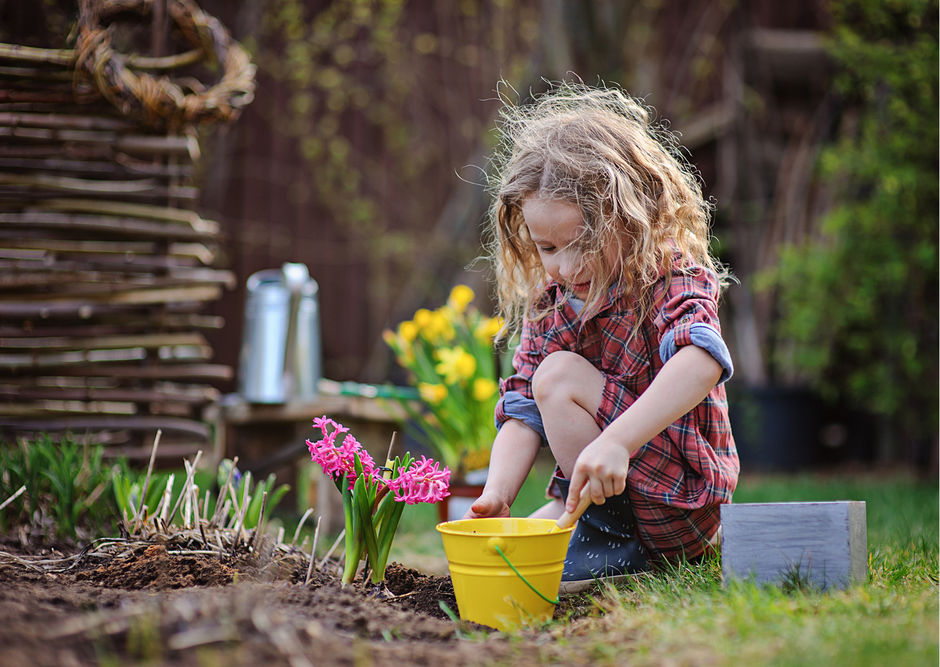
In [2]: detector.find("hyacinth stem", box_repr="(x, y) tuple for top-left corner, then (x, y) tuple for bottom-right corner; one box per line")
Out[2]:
(340, 483), (363, 585)
(372, 496), (406, 584)
(371, 484), (390, 514)
(354, 476), (381, 581)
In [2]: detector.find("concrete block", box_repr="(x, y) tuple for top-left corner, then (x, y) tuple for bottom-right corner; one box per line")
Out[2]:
(721, 501), (867, 590)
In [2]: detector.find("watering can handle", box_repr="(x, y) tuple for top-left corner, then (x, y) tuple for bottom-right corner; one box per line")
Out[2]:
(554, 484), (592, 532)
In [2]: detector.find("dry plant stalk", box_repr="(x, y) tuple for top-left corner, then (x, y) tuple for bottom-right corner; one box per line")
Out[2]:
(0, 484), (26, 513)
(304, 516), (322, 587)
(135, 429), (162, 528)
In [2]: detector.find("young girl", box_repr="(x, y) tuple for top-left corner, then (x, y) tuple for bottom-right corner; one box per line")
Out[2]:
(465, 82), (739, 592)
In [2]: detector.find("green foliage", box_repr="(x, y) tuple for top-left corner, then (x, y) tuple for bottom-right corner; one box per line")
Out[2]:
(241, 472), (291, 529)
(0, 435), (124, 540)
(761, 0), (938, 438)
(0, 439), (290, 541)
(112, 467), (208, 525)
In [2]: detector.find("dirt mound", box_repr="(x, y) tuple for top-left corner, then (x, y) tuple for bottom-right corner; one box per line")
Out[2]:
(386, 561), (459, 619)
(65, 544), (457, 616)
(73, 544), (237, 589)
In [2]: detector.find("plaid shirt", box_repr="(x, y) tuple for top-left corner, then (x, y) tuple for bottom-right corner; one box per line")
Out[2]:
(496, 256), (739, 558)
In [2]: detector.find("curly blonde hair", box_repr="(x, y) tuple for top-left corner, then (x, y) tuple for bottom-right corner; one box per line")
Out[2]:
(485, 81), (726, 336)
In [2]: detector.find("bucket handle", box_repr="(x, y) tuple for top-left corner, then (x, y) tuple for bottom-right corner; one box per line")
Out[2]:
(493, 543), (560, 606)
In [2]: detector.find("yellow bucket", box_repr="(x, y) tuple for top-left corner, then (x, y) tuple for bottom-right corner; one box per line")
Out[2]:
(436, 518), (573, 631)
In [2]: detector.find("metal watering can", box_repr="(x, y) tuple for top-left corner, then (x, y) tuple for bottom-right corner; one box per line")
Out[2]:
(239, 263), (322, 404)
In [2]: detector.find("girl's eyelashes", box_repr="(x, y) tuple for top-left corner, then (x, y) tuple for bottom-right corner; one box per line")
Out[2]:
(538, 245), (556, 253)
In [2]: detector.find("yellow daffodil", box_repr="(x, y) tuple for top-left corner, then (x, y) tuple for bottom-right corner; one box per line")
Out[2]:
(398, 320), (419, 342)
(454, 350), (477, 379)
(472, 377), (498, 401)
(413, 308), (433, 332)
(437, 304), (458, 326)
(424, 309), (455, 343)
(383, 285), (502, 470)
(474, 316), (503, 345)
(383, 329), (414, 364)
(447, 284), (475, 314)
(439, 311), (457, 341)
(418, 382), (448, 405)
(435, 346), (477, 384)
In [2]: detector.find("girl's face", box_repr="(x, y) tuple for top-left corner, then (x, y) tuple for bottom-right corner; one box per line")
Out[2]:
(521, 195), (594, 298)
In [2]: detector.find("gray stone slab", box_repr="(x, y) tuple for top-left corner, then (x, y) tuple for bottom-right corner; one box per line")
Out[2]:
(721, 501), (867, 590)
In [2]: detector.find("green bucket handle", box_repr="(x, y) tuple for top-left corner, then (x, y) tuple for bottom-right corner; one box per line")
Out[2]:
(493, 543), (560, 606)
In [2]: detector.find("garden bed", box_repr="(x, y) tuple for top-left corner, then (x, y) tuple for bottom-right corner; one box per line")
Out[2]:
(0, 535), (591, 667)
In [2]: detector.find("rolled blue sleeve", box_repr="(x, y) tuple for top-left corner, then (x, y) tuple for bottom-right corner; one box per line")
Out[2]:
(495, 391), (548, 446)
(659, 322), (734, 384)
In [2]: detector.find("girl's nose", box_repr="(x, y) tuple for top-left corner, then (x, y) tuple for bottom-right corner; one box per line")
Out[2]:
(558, 253), (577, 281)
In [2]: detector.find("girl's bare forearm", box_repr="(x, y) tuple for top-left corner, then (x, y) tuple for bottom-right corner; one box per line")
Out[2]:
(483, 419), (542, 507)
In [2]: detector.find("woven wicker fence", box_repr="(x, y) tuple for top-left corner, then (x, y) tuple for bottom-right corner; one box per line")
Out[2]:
(0, 0), (255, 463)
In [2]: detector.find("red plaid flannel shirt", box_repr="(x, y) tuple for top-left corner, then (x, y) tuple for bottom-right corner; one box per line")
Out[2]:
(495, 256), (739, 558)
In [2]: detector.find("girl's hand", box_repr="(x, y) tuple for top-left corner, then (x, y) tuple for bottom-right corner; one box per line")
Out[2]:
(463, 490), (512, 519)
(565, 434), (630, 510)
(461, 419), (542, 520)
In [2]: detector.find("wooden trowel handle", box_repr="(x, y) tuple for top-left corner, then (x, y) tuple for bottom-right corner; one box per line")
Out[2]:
(553, 484), (592, 532)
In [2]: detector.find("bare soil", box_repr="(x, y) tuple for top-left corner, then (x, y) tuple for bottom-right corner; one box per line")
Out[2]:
(0, 536), (600, 667)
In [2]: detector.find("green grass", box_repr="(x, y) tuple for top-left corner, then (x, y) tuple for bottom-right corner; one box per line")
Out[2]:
(527, 471), (937, 666)
(0, 435), (122, 540)
(558, 549), (938, 667)
(285, 465), (938, 666)
(388, 469), (937, 666)
(733, 473), (938, 550)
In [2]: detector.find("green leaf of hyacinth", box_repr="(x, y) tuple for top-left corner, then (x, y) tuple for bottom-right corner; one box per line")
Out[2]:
(354, 475), (380, 572)
(342, 482), (363, 585)
(372, 490), (396, 532)
(373, 498), (405, 584)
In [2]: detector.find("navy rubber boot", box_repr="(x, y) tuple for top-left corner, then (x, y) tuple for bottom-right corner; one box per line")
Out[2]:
(554, 476), (650, 593)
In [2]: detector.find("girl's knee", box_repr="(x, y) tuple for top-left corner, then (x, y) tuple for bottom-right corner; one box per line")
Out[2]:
(532, 351), (576, 402)
(532, 351), (599, 406)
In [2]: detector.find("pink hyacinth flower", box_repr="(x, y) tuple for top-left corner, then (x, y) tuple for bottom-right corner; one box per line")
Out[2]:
(312, 416), (348, 439)
(387, 456), (450, 505)
(336, 433), (376, 481)
(307, 417), (375, 487)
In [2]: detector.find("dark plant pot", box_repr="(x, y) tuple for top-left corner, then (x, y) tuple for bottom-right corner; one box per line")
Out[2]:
(727, 384), (824, 471)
